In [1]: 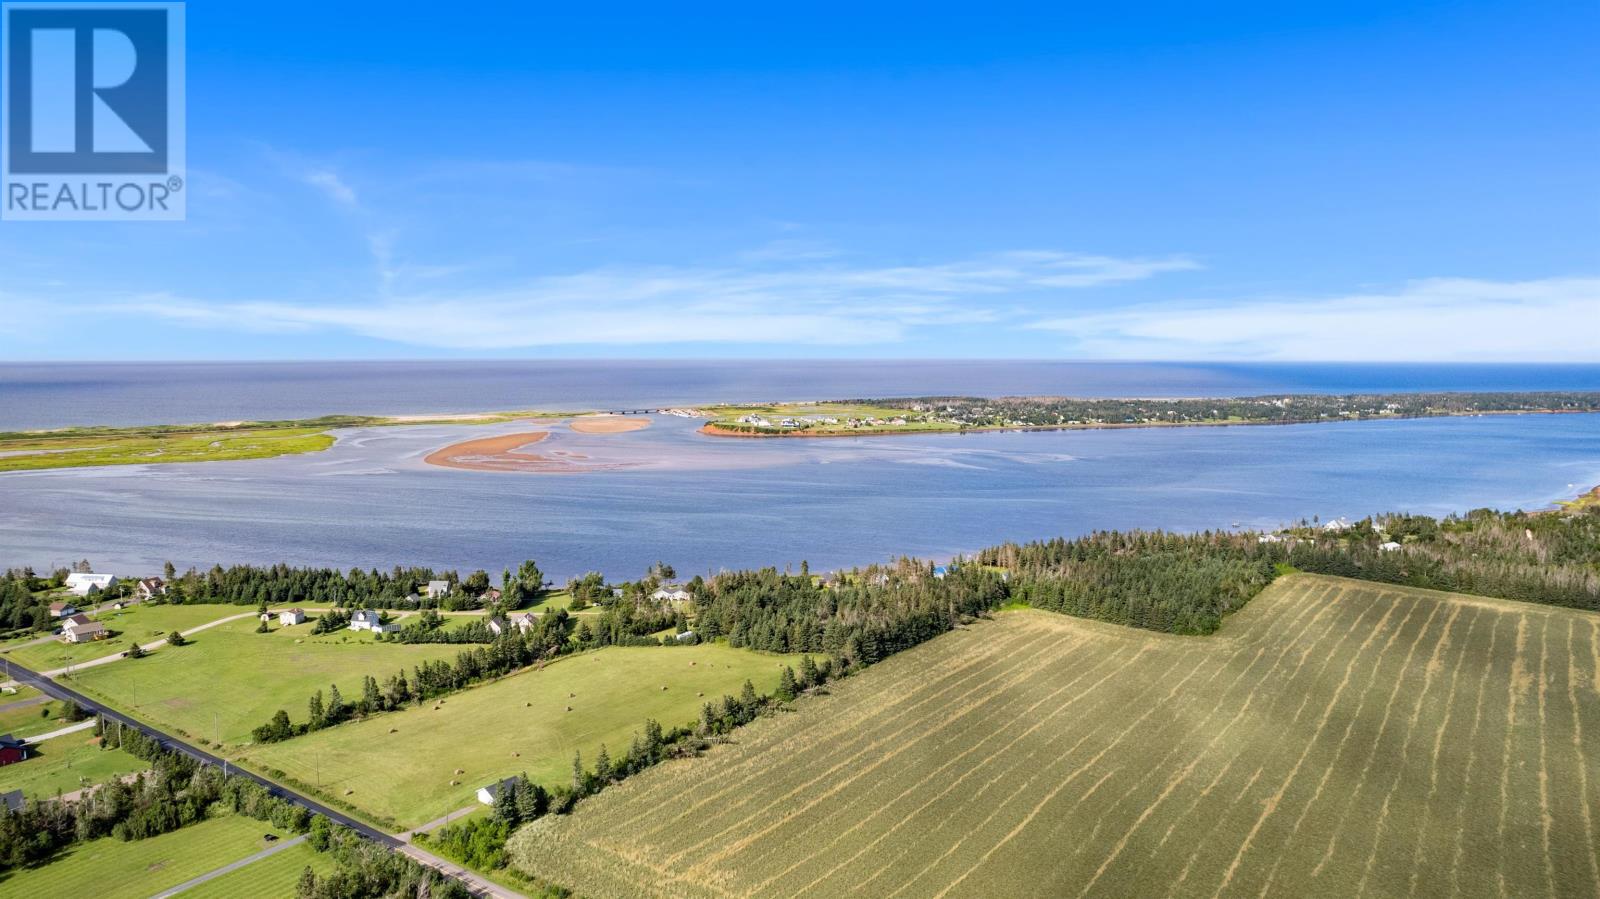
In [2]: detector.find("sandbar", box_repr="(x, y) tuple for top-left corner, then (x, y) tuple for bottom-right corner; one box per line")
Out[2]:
(570, 416), (651, 434)
(424, 431), (557, 472)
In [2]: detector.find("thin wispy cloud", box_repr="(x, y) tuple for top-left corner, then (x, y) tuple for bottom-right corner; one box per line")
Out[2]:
(1027, 276), (1600, 361)
(120, 251), (1197, 349)
(302, 170), (359, 208)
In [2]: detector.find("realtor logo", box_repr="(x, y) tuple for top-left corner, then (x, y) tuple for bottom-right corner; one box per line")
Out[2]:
(2, 2), (185, 220)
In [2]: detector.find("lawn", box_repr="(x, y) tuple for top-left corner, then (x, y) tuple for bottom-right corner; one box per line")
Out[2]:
(180, 839), (334, 899)
(0, 696), (69, 739)
(246, 642), (809, 829)
(65, 616), (467, 746)
(0, 811), (296, 898)
(0, 603), (246, 670)
(0, 731), (146, 800)
(509, 576), (1600, 899)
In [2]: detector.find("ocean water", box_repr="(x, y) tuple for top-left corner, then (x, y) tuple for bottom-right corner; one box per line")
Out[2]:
(3, 360), (1600, 431)
(1, 407), (1595, 581)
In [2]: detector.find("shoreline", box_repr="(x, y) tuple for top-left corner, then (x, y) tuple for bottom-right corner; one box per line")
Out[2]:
(698, 407), (1595, 440)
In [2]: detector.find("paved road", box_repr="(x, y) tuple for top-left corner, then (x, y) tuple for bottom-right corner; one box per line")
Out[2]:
(5, 655), (522, 898)
(151, 834), (308, 898)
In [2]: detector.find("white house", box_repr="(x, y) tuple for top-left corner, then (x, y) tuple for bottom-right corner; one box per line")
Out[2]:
(350, 610), (397, 633)
(512, 612), (538, 633)
(47, 602), (77, 619)
(1322, 518), (1351, 533)
(1257, 533), (1283, 544)
(425, 580), (451, 599)
(651, 587), (691, 604)
(135, 577), (167, 600)
(486, 616), (507, 637)
(61, 614), (107, 644)
(476, 776), (519, 806)
(1379, 541), (1403, 552)
(278, 608), (307, 626)
(64, 573), (117, 596)
(675, 630), (697, 643)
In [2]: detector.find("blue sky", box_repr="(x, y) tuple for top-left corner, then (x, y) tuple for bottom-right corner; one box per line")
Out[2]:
(1, 0), (1596, 361)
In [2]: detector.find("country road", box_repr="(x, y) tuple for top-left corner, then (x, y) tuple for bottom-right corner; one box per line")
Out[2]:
(1, 656), (523, 898)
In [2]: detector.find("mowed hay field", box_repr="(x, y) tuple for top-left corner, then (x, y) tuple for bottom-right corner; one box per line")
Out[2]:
(246, 642), (807, 829)
(509, 575), (1600, 899)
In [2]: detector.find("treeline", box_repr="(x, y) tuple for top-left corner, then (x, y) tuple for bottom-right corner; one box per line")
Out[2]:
(298, 818), (469, 899)
(254, 611), (577, 743)
(694, 563), (1010, 665)
(151, 559), (544, 610)
(1283, 508), (1600, 611)
(1, 719), (310, 870)
(986, 531), (1280, 635)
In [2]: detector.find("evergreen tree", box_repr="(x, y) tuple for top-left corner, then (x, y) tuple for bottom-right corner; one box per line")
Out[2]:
(307, 690), (325, 729)
(777, 666), (798, 701)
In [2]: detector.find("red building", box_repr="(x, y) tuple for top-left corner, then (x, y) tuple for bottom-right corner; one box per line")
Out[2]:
(0, 734), (29, 767)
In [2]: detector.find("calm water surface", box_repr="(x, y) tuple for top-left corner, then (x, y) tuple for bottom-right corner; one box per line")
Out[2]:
(1, 411), (1595, 580)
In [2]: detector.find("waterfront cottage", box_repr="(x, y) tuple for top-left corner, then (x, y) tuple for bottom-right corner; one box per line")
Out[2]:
(135, 577), (167, 599)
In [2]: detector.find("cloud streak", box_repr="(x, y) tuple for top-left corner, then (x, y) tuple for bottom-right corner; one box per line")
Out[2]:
(1027, 276), (1600, 361)
(122, 251), (1198, 349)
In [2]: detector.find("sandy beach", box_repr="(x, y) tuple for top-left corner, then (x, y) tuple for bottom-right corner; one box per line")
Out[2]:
(570, 415), (651, 434)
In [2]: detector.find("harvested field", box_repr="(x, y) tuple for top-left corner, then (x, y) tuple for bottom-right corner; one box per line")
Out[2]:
(508, 574), (1600, 899)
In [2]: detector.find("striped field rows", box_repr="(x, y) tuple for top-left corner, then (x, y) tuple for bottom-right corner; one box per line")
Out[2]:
(507, 574), (1600, 899)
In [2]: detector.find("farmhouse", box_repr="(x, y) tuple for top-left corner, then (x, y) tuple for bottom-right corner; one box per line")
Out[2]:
(476, 776), (519, 806)
(64, 573), (117, 596)
(135, 577), (167, 599)
(61, 614), (108, 644)
(0, 734), (29, 767)
(47, 601), (77, 619)
(350, 610), (398, 633)
(278, 608), (307, 626)
(425, 580), (451, 599)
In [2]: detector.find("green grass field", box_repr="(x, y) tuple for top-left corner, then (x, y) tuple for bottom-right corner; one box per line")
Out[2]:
(0, 731), (146, 800)
(509, 575), (1600, 899)
(0, 811), (296, 898)
(1, 603), (246, 670)
(179, 839), (334, 899)
(0, 696), (66, 739)
(65, 616), (466, 745)
(246, 642), (808, 829)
